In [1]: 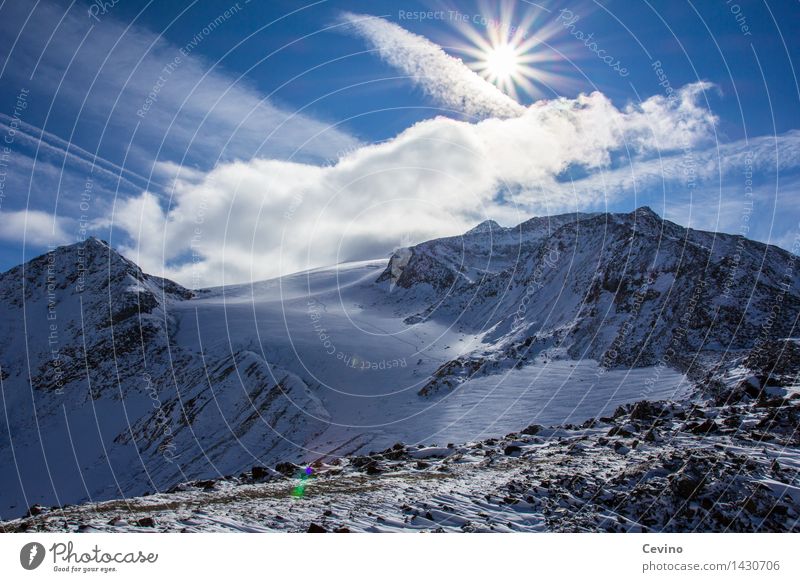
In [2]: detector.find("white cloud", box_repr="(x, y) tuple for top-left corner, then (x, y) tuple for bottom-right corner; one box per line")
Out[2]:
(112, 81), (721, 287)
(340, 13), (525, 119)
(0, 210), (70, 247)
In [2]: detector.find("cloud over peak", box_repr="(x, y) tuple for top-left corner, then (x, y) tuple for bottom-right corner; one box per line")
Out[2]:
(114, 78), (720, 287)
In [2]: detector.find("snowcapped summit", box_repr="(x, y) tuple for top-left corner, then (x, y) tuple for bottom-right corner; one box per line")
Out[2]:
(631, 204), (660, 218)
(465, 219), (503, 235)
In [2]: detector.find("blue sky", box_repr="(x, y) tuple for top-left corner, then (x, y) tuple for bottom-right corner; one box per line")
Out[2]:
(0, 0), (798, 286)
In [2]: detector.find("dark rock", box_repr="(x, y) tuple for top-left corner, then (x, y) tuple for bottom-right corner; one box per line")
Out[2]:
(25, 504), (45, 517)
(251, 466), (270, 480)
(688, 406), (707, 419)
(758, 397), (787, 409)
(671, 473), (706, 500)
(688, 419), (718, 434)
(613, 441), (630, 454)
(712, 510), (733, 527)
(630, 401), (657, 421)
(607, 426), (634, 438)
(723, 415), (740, 428)
(770, 504), (788, 516)
(307, 523), (327, 533)
(383, 448), (407, 461)
(521, 424), (542, 435)
(275, 462), (300, 476)
(504, 445), (522, 456)
(135, 517), (155, 527)
(349, 455), (380, 468)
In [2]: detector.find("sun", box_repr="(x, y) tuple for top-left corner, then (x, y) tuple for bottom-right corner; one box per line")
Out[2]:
(464, 34), (541, 100)
(472, 41), (527, 98)
(451, 4), (578, 100)
(485, 43), (520, 82)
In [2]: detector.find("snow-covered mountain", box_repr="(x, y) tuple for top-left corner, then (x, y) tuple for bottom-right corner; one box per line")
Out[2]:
(380, 206), (800, 396)
(1, 207), (798, 521)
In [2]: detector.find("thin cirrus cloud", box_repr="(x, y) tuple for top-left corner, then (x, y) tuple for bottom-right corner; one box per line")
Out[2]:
(0, 1), (360, 194)
(339, 12), (525, 120)
(0, 113), (152, 194)
(552, 129), (800, 208)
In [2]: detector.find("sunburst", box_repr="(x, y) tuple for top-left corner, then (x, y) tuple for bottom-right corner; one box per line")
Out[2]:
(446, 2), (577, 101)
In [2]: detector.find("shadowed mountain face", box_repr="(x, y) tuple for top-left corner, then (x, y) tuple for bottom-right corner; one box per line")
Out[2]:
(379, 207), (800, 396)
(1, 208), (798, 519)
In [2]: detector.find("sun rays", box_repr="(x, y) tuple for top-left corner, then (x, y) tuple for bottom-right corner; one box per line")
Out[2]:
(446, 2), (578, 101)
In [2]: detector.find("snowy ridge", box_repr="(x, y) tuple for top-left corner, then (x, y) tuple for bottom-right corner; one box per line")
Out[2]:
(379, 207), (800, 397)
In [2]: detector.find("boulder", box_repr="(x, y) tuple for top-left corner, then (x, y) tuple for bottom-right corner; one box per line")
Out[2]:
(275, 462), (300, 476)
(251, 466), (270, 480)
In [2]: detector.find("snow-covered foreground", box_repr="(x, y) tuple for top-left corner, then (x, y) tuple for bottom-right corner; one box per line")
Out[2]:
(6, 395), (798, 533)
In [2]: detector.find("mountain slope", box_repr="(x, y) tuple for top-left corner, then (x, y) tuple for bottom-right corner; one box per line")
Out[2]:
(0, 207), (798, 520)
(0, 239), (331, 518)
(379, 207), (800, 397)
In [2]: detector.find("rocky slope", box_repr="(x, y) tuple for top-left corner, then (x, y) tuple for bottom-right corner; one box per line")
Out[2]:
(0, 238), (330, 518)
(4, 392), (798, 533)
(378, 207), (800, 398)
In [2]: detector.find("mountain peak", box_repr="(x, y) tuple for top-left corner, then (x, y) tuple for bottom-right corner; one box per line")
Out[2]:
(61, 236), (113, 254)
(84, 235), (110, 248)
(631, 205), (662, 219)
(465, 219), (502, 235)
